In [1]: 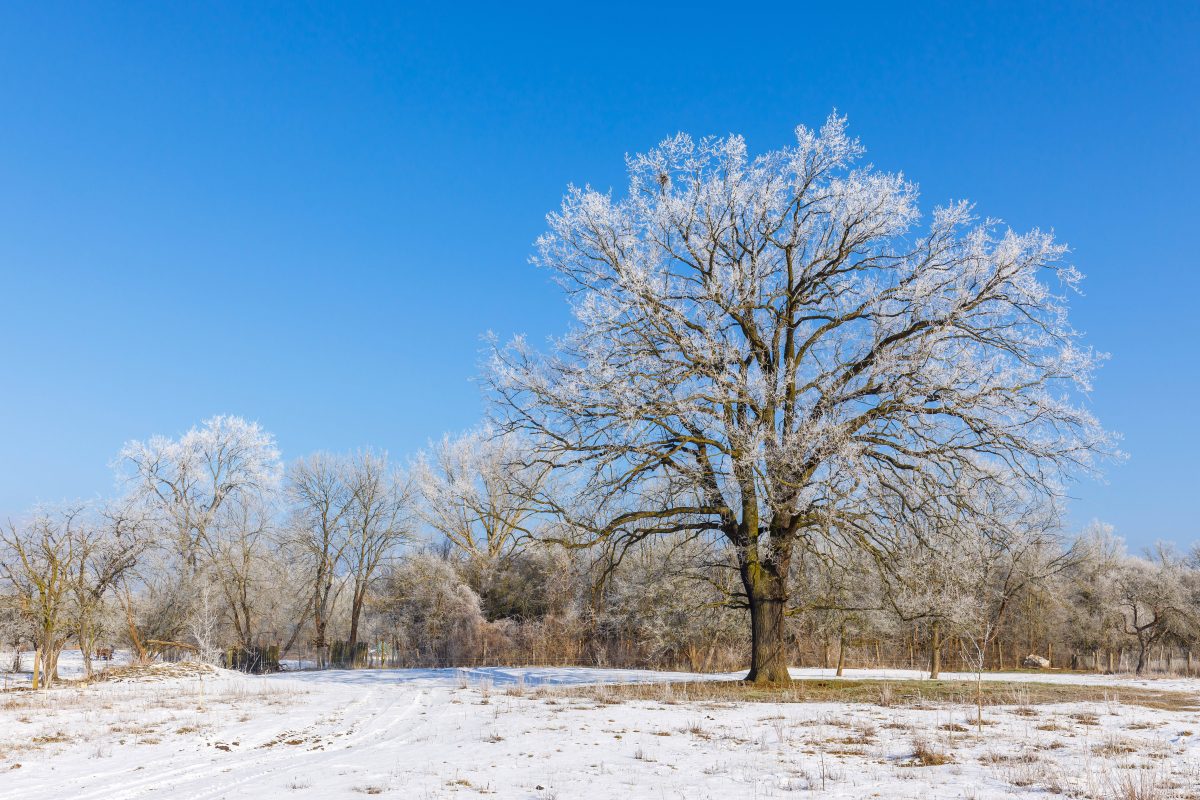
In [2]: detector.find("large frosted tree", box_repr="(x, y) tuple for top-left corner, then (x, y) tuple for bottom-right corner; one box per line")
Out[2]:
(489, 115), (1113, 684)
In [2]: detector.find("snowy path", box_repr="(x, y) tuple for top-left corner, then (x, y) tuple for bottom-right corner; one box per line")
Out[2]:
(2, 664), (1198, 799)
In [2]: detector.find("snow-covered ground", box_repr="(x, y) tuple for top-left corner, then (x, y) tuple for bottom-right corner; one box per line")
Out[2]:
(2, 655), (1198, 799)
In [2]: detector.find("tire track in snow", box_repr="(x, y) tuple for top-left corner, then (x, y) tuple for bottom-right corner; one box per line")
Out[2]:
(4, 680), (420, 800)
(179, 685), (430, 799)
(80, 679), (448, 800)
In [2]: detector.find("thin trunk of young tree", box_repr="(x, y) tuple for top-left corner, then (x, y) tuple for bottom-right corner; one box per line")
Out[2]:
(835, 625), (846, 677)
(347, 581), (368, 666)
(929, 622), (942, 679)
(120, 588), (148, 663)
(78, 626), (95, 680)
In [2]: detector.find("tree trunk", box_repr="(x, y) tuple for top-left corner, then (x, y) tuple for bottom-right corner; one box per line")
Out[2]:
(929, 622), (942, 679)
(80, 635), (94, 680)
(1135, 641), (1148, 675)
(314, 610), (328, 669)
(347, 587), (366, 666)
(743, 571), (791, 685)
(313, 566), (333, 668)
(835, 628), (846, 677)
(47, 645), (61, 683)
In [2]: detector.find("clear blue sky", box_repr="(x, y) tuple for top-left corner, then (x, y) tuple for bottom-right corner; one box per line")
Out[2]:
(1, 2), (1196, 548)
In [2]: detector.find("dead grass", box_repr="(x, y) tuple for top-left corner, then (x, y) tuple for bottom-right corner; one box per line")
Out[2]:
(1104, 767), (1168, 800)
(909, 735), (952, 766)
(980, 750), (1040, 765)
(1094, 736), (1140, 757)
(30, 731), (71, 744)
(94, 662), (220, 684)
(556, 678), (1199, 711)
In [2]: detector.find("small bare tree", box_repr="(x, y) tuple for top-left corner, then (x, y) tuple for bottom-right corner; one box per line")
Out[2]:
(0, 506), (86, 688)
(883, 517), (975, 680)
(188, 580), (223, 665)
(1108, 552), (1188, 675)
(343, 451), (412, 662)
(69, 503), (147, 679)
(288, 453), (355, 667)
(200, 496), (278, 653)
(0, 596), (32, 678)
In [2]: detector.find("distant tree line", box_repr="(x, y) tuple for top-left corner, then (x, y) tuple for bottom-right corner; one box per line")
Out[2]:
(1, 415), (1196, 687)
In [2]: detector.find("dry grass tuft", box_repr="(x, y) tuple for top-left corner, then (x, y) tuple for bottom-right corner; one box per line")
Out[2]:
(1104, 767), (1167, 800)
(1094, 736), (1140, 757)
(909, 735), (952, 766)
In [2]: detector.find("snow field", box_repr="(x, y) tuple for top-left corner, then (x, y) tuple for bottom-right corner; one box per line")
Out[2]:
(0, 661), (1197, 799)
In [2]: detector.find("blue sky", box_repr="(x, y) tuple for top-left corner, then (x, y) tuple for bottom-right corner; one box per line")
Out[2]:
(1, 2), (1196, 548)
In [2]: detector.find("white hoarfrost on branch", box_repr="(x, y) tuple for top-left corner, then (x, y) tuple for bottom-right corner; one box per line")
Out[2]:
(118, 414), (282, 566)
(413, 428), (549, 563)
